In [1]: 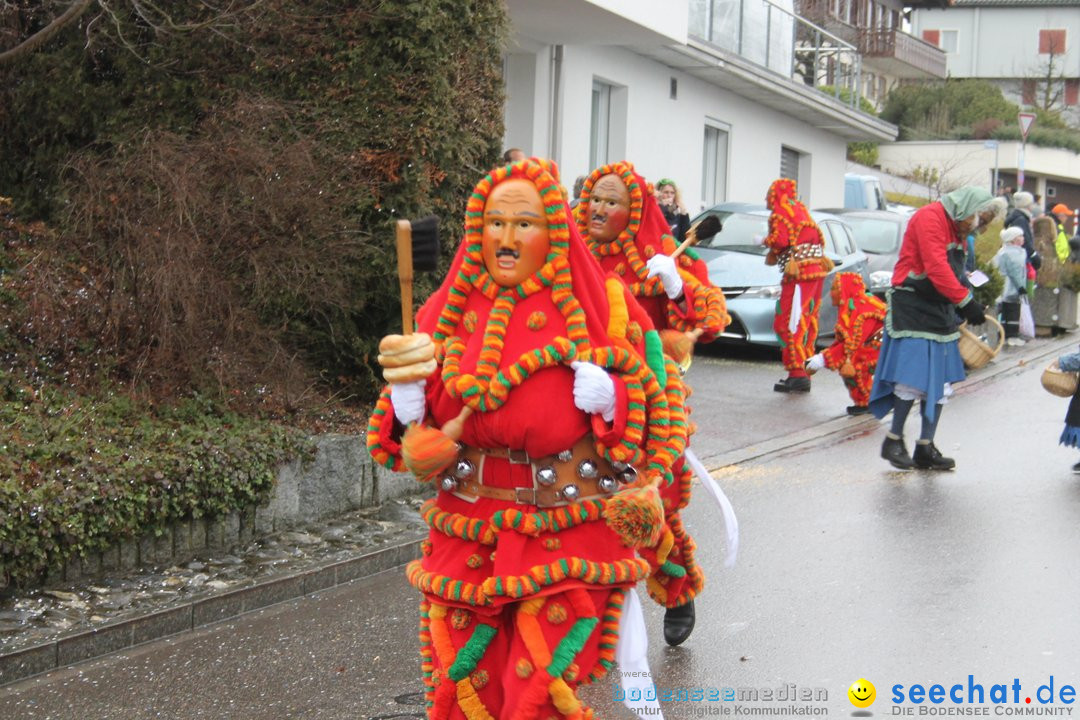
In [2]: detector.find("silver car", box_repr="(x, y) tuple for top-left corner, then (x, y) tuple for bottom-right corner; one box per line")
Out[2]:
(815, 208), (910, 297)
(689, 202), (870, 347)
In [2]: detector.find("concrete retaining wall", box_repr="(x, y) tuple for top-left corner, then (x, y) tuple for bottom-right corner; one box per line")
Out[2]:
(41, 434), (418, 587)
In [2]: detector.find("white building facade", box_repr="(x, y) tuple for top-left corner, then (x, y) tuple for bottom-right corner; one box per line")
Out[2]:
(502, 0), (897, 211)
(911, 0), (1080, 124)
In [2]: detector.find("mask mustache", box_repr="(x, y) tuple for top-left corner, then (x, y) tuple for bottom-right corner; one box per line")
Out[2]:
(590, 212), (607, 223)
(496, 248), (519, 259)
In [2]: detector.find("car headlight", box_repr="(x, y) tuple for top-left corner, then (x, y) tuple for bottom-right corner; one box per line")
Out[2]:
(741, 285), (783, 299)
(869, 271), (892, 290)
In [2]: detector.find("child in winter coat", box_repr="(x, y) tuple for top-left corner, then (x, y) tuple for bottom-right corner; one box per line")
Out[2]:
(805, 272), (886, 415)
(994, 226), (1028, 345)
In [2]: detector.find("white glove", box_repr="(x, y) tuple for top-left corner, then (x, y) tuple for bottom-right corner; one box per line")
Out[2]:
(805, 354), (826, 372)
(570, 361), (616, 422)
(645, 254), (685, 300)
(390, 381), (426, 425)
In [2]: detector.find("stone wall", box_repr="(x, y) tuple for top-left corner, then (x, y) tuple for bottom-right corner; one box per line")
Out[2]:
(42, 434), (418, 587)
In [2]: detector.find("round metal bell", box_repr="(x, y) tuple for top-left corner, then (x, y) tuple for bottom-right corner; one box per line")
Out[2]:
(598, 475), (618, 494)
(556, 449), (574, 463)
(454, 458), (476, 480)
(440, 476), (458, 492)
(611, 461), (628, 472)
(618, 465), (638, 483)
(577, 459), (599, 479)
(560, 483), (581, 501)
(535, 466), (558, 486)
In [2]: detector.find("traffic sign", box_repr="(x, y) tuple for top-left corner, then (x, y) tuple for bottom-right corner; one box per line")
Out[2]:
(1019, 112), (1036, 140)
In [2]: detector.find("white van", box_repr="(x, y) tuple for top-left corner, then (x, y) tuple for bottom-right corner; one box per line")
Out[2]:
(844, 173), (888, 211)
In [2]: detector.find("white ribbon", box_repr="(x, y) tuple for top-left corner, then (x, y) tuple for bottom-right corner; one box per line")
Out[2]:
(685, 448), (740, 568)
(615, 588), (664, 719)
(788, 283), (802, 335)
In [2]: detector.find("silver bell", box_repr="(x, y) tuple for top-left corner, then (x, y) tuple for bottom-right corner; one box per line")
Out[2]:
(536, 466), (558, 486)
(556, 449), (574, 462)
(577, 459), (599, 479)
(454, 458), (476, 480)
(598, 476), (618, 494)
(612, 461), (628, 472)
(440, 476), (458, 492)
(560, 483), (581, 501)
(618, 465), (638, 483)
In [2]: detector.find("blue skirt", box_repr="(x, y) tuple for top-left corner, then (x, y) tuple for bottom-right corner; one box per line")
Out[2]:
(869, 332), (966, 421)
(1061, 425), (1080, 449)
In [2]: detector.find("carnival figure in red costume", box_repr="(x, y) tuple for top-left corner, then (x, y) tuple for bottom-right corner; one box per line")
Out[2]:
(368, 159), (690, 719)
(764, 177), (831, 393)
(574, 161), (727, 646)
(805, 273), (886, 416)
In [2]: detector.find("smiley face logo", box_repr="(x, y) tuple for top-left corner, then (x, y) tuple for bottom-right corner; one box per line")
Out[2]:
(848, 679), (876, 708)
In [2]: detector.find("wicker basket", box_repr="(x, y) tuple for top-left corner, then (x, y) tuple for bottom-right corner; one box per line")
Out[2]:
(957, 315), (1004, 370)
(1041, 362), (1079, 398)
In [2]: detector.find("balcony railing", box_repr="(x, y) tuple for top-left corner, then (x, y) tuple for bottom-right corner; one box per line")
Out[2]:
(858, 28), (946, 78)
(689, 0), (865, 110)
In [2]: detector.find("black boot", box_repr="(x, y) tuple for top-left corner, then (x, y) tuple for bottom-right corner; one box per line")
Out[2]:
(913, 442), (955, 470)
(773, 376), (811, 393)
(881, 436), (914, 469)
(846, 405), (870, 416)
(1073, 461), (1080, 474)
(663, 599), (695, 646)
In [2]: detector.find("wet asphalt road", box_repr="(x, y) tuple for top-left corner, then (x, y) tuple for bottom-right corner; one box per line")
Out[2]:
(3, 336), (1080, 719)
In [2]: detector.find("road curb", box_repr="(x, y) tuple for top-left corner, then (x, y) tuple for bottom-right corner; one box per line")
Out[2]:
(697, 333), (1079, 471)
(0, 535), (424, 688)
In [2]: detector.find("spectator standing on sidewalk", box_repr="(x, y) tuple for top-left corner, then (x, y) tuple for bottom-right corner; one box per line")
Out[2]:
(656, 178), (691, 242)
(869, 186), (995, 471)
(1005, 191), (1040, 292)
(1051, 203), (1074, 263)
(994, 226), (1028, 346)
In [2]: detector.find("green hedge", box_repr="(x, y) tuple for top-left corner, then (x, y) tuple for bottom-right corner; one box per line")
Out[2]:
(0, 381), (311, 587)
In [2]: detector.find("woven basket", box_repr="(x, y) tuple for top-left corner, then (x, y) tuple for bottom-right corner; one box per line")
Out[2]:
(957, 315), (1004, 370)
(1041, 363), (1079, 398)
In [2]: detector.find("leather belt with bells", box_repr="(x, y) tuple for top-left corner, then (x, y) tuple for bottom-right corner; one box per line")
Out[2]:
(437, 435), (639, 507)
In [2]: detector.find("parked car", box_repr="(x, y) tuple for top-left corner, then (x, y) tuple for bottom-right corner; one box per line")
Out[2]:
(815, 208), (909, 296)
(844, 173), (887, 211)
(689, 202), (870, 347)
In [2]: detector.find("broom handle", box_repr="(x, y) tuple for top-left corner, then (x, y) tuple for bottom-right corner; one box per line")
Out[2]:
(670, 233), (696, 260)
(395, 219), (414, 335)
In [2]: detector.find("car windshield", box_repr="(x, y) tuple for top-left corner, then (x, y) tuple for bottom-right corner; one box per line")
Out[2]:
(695, 212), (769, 255)
(842, 216), (901, 254)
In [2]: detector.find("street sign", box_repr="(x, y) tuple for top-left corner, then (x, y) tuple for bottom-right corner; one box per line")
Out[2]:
(1019, 112), (1036, 140)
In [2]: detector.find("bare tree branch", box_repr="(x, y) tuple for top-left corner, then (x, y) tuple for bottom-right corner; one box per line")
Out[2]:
(0, 0), (94, 66)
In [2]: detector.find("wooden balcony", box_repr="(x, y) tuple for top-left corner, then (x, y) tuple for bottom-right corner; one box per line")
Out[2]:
(858, 27), (946, 79)
(795, 0), (858, 43)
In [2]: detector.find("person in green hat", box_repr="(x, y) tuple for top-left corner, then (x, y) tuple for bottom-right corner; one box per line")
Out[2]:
(869, 186), (1001, 471)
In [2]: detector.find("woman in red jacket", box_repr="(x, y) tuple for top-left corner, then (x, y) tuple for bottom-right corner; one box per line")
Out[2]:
(868, 187), (998, 470)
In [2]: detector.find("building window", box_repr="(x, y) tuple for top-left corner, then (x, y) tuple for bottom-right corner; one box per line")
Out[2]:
(780, 145), (801, 186)
(921, 29), (939, 46)
(939, 30), (958, 54)
(590, 80), (612, 170)
(1039, 29), (1066, 55)
(702, 122), (730, 208)
(1022, 79), (1036, 105)
(1066, 79), (1079, 107)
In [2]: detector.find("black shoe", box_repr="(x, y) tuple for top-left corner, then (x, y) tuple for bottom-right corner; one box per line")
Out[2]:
(1073, 461), (1080, 474)
(881, 436), (915, 469)
(663, 600), (695, 646)
(912, 442), (955, 471)
(773, 376), (811, 393)
(846, 405), (870, 416)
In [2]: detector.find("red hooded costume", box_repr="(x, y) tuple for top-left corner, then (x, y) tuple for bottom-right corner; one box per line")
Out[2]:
(573, 162), (721, 612)
(820, 273), (886, 408)
(765, 178), (830, 377)
(367, 160), (690, 719)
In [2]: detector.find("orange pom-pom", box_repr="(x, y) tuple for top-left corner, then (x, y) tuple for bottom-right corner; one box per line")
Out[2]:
(603, 481), (664, 548)
(840, 361), (856, 378)
(402, 424), (459, 482)
(784, 258), (799, 279)
(659, 329), (693, 365)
